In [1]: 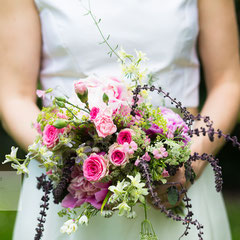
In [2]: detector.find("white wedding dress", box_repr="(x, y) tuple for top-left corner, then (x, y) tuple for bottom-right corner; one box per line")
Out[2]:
(13, 0), (231, 239)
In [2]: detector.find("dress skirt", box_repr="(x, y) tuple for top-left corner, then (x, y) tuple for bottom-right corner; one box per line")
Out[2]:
(13, 159), (231, 240)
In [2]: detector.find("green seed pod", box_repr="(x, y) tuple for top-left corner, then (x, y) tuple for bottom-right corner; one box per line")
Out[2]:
(53, 119), (69, 129)
(55, 96), (66, 102)
(56, 100), (65, 108)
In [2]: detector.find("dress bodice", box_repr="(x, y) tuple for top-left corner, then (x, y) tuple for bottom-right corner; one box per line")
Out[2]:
(34, 0), (200, 107)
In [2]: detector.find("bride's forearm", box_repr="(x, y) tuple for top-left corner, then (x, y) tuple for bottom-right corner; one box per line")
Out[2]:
(1, 97), (40, 152)
(191, 80), (240, 177)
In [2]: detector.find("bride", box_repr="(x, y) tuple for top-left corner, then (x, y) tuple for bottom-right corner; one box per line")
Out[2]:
(0, 0), (240, 239)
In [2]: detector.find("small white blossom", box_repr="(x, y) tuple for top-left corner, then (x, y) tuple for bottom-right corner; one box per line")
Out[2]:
(11, 163), (29, 175)
(60, 219), (78, 235)
(127, 210), (137, 219)
(113, 201), (131, 217)
(3, 147), (19, 164)
(135, 50), (149, 62)
(109, 180), (129, 196)
(79, 215), (88, 226)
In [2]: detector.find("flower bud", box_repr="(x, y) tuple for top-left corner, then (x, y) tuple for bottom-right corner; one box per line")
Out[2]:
(102, 93), (109, 105)
(53, 119), (69, 129)
(56, 100), (65, 108)
(74, 81), (88, 103)
(55, 96), (66, 102)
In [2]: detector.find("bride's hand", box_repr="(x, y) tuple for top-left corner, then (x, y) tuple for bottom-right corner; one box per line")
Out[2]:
(147, 166), (191, 209)
(147, 141), (207, 209)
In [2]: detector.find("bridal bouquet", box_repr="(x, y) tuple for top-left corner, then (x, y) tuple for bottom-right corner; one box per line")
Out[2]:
(4, 6), (240, 240)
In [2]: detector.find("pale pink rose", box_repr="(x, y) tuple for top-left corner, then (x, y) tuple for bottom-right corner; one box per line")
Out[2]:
(90, 107), (100, 120)
(94, 112), (117, 138)
(103, 77), (125, 101)
(83, 154), (108, 182)
(117, 129), (134, 145)
(62, 166), (110, 209)
(42, 124), (64, 149)
(74, 80), (88, 95)
(108, 143), (129, 166)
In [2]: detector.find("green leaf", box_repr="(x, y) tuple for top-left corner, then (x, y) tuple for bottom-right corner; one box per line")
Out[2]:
(102, 93), (109, 105)
(167, 186), (179, 206)
(101, 191), (111, 214)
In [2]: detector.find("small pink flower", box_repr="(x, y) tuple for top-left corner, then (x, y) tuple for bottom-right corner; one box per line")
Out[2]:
(46, 169), (53, 175)
(94, 112), (117, 138)
(153, 147), (168, 159)
(142, 152), (151, 161)
(83, 154), (108, 182)
(108, 143), (129, 166)
(162, 169), (169, 177)
(36, 90), (46, 99)
(57, 113), (68, 119)
(33, 123), (42, 134)
(122, 141), (137, 155)
(117, 129), (134, 145)
(42, 124), (64, 149)
(134, 158), (140, 166)
(74, 80), (88, 95)
(130, 141), (138, 151)
(90, 107), (100, 120)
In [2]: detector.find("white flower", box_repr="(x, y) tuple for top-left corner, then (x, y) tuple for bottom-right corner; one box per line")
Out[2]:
(11, 163), (29, 175)
(60, 219), (78, 235)
(3, 147), (19, 164)
(128, 173), (144, 188)
(135, 50), (148, 62)
(127, 210), (137, 219)
(79, 215), (88, 226)
(113, 201), (131, 217)
(109, 180), (129, 196)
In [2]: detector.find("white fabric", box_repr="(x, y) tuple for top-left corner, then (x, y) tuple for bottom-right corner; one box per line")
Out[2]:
(13, 0), (231, 239)
(35, 0), (200, 107)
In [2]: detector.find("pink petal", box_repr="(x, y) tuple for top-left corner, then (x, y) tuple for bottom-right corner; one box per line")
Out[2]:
(86, 197), (102, 209)
(95, 189), (108, 202)
(36, 90), (46, 99)
(61, 194), (78, 209)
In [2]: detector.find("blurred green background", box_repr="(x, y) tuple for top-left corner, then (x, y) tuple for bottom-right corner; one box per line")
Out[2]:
(1, 1), (240, 240)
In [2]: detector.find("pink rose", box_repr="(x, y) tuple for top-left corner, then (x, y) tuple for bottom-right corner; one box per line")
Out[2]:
(94, 112), (117, 138)
(62, 166), (110, 209)
(42, 124), (64, 148)
(74, 80), (88, 95)
(117, 129), (134, 145)
(103, 77), (125, 101)
(90, 107), (100, 120)
(108, 143), (129, 166)
(83, 154), (108, 182)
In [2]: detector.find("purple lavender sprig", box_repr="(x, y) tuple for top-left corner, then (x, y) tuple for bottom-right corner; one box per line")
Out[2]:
(137, 160), (204, 240)
(131, 85), (240, 150)
(52, 152), (76, 204)
(189, 153), (223, 192)
(35, 174), (53, 240)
